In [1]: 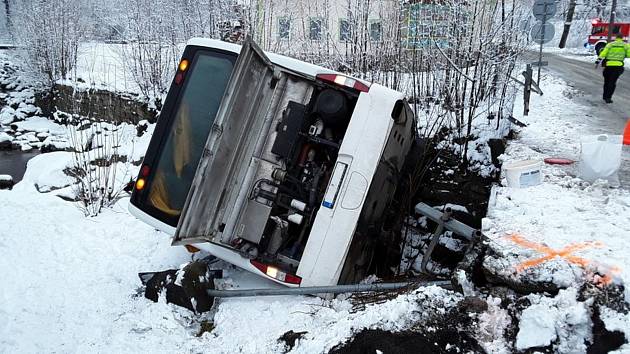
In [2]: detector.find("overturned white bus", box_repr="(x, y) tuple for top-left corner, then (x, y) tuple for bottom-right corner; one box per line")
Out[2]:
(129, 38), (416, 287)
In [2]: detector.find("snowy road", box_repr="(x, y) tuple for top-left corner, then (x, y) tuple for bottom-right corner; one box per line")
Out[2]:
(524, 51), (630, 187)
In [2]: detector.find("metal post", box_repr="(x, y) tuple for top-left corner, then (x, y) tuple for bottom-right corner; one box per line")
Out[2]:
(414, 203), (480, 241)
(420, 208), (452, 274)
(538, 4), (548, 87)
(524, 64), (533, 116)
(206, 280), (453, 298)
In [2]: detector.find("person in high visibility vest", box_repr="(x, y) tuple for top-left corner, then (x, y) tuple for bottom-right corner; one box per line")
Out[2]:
(596, 34), (630, 103)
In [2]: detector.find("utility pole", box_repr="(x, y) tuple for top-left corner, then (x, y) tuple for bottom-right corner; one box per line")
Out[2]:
(607, 0), (618, 43)
(559, 0), (577, 48)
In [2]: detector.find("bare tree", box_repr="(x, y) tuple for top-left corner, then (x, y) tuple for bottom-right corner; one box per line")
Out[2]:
(11, 0), (89, 84)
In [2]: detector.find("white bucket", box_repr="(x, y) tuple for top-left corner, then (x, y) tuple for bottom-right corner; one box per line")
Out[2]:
(504, 159), (543, 188)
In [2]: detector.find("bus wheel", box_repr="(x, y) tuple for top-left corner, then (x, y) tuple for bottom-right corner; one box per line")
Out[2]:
(595, 42), (606, 55)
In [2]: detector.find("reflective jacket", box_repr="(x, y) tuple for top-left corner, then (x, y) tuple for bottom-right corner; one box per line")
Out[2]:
(599, 39), (630, 67)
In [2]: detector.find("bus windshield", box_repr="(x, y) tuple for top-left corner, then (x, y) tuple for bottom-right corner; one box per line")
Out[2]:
(140, 49), (236, 226)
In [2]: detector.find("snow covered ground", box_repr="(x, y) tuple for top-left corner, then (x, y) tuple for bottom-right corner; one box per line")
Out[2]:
(0, 175), (465, 352)
(482, 75), (630, 353)
(2, 44), (630, 352)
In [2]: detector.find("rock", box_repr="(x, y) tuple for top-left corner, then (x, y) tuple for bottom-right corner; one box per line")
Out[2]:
(0, 132), (13, 150)
(0, 175), (14, 190)
(20, 143), (33, 151)
(457, 296), (488, 314)
(140, 261), (217, 314)
(278, 331), (307, 351)
(36, 132), (50, 141)
(136, 120), (149, 137)
(0, 107), (16, 125)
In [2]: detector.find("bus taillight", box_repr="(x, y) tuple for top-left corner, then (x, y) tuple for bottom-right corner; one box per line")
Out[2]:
(250, 260), (302, 285)
(316, 73), (371, 93)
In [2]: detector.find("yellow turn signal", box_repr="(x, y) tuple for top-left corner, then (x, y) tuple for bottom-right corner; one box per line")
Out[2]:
(178, 59), (189, 72)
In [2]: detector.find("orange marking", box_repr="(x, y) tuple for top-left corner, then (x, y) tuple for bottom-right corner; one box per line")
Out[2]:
(505, 233), (618, 288)
(506, 234), (603, 271)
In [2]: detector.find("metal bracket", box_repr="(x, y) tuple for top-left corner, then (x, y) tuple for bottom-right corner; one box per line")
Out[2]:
(414, 203), (482, 276)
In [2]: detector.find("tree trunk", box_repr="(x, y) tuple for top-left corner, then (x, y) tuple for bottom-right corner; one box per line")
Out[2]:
(607, 0), (618, 43)
(559, 0), (576, 49)
(2, 0), (11, 40)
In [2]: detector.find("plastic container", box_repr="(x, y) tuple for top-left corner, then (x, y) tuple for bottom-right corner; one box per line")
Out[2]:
(504, 159), (543, 188)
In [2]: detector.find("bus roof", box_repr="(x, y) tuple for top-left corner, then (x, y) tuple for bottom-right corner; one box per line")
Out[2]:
(186, 38), (368, 85)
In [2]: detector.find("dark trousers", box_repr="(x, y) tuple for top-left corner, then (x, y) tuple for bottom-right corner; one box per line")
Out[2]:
(603, 66), (624, 100)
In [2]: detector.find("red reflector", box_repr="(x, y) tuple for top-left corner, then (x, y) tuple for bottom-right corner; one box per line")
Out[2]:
(140, 165), (150, 177)
(250, 260), (302, 285)
(175, 72), (184, 85)
(316, 73), (371, 93)
(251, 259), (266, 273)
(184, 244), (201, 253)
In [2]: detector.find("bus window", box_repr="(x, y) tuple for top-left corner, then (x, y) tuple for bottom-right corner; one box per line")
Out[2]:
(143, 51), (236, 224)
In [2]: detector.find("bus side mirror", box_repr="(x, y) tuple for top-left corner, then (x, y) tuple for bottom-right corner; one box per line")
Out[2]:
(391, 100), (407, 125)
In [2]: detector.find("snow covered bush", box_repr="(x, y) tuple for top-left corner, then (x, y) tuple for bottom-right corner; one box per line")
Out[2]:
(10, 0), (90, 84)
(67, 118), (129, 216)
(62, 87), (138, 216)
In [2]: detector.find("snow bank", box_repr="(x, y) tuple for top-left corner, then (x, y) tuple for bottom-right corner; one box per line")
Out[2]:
(515, 288), (591, 353)
(0, 131), (11, 144)
(484, 76), (630, 301)
(0, 190), (191, 352)
(600, 307), (630, 353)
(11, 117), (67, 136)
(16, 151), (75, 192)
(481, 74), (630, 353)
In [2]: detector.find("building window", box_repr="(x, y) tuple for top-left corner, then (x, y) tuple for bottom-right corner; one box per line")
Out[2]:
(404, 4), (456, 49)
(309, 17), (324, 41)
(339, 18), (352, 42)
(369, 20), (382, 41)
(278, 17), (291, 40)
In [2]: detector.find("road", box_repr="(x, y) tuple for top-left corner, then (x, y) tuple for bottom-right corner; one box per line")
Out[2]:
(525, 51), (630, 188)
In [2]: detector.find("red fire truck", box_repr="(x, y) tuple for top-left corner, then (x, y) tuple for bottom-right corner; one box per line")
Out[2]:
(586, 18), (630, 54)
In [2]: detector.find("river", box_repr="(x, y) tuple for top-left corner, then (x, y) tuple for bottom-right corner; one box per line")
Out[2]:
(0, 150), (39, 182)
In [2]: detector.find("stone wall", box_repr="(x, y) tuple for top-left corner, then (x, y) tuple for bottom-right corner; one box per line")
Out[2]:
(35, 84), (158, 124)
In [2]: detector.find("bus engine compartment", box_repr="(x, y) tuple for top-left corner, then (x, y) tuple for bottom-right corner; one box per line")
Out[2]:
(177, 71), (362, 275)
(241, 89), (355, 263)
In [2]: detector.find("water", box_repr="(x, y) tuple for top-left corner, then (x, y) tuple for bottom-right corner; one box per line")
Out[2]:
(0, 150), (39, 182)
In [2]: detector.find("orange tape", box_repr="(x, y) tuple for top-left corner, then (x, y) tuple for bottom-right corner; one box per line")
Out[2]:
(624, 119), (630, 146)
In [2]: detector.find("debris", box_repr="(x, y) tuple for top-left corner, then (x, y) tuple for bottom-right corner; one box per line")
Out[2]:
(140, 261), (220, 313)
(278, 330), (307, 351)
